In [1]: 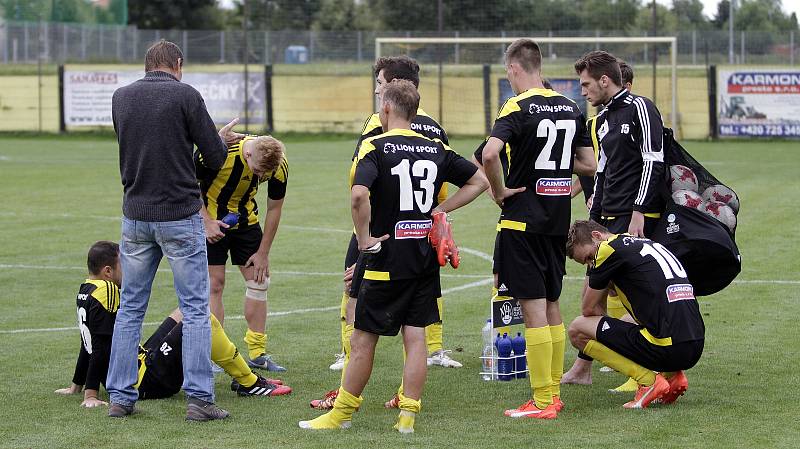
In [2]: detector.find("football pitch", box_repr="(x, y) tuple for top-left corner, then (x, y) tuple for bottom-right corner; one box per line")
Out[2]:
(0, 134), (797, 448)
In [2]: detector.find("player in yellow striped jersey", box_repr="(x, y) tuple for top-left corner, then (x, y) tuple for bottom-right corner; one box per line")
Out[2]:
(195, 135), (288, 372)
(311, 56), (460, 412)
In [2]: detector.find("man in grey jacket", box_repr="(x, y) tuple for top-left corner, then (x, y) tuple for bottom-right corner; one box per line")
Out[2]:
(107, 39), (240, 421)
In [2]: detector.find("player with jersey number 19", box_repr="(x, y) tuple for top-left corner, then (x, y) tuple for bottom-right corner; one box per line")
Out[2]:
(481, 39), (596, 420)
(299, 79), (488, 433)
(566, 220), (705, 410)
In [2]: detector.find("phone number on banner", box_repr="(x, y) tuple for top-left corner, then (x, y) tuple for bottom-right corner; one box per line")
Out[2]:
(719, 123), (800, 137)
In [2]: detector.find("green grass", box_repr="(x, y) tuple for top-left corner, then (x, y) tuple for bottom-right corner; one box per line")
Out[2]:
(0, 135), (797, 448)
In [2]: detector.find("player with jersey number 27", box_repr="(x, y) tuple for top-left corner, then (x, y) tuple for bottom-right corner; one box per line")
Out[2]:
(481, 38), (596, 420)
(299, 79), (489, 433)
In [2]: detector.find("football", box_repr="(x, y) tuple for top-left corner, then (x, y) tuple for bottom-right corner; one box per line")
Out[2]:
(702, 185), (740, 214)
(672, 189), (704, 209)
(670, 164), (699, 192)
(702, 201), (737, 232)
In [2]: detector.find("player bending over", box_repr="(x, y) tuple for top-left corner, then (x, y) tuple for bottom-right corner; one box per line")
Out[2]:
(566, 220), (704, 409)
(299, 79), (488, 433)
(196, 134), (288, 372)
(57, 241), (290, 413)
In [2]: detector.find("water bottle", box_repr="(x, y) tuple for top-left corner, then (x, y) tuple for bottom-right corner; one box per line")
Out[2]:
(481, 319), (496, 381)
(512, 332), (527, 379)
(497, 333), (513, 381)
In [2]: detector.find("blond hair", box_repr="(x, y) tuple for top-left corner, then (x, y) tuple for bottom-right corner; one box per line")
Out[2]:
(250, 136), (285, 176)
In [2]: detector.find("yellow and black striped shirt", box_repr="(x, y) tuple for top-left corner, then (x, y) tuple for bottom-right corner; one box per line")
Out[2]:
(195, 136), (288, 229)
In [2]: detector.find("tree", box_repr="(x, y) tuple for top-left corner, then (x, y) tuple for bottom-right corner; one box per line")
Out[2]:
(580, 0), (642, 32)
(128, 0), (225, 29)
(312, 0), (374, 31)
(712, 0), (730, 29)
(672, 0), (709, 29)
(230, 0), (322, 30)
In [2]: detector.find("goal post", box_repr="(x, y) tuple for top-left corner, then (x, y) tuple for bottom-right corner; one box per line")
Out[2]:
(375, 36), (679, 137)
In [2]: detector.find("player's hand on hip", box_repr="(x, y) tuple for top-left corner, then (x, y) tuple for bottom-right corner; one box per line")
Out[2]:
(493, 186), (526, 207)
(586, 194), (594, 212)
(343, 263), (356, 292)
(359, 234), (389, 253)
(628, 211), (646, 237)
(81, 397), (108, 408)
(245, 251), (270, 284)
(219, 117), (242, 145)
(203, 218), (228, 244)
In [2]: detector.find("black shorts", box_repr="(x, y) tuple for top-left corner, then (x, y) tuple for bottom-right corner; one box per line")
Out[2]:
(138, 317), (184, 400)
(206, 223), (263, 266)
(494, 230), (566, 301)
(355, 271), (441, 336)
(344, 233), (359, 269)
(600, 214), (660, 237)
(595, 316), (704, 373)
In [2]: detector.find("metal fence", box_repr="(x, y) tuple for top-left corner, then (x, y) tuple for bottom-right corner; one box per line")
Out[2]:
(1, 20), (797, 66)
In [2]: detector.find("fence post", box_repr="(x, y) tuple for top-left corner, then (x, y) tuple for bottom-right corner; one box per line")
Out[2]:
(81, 24), (86, 61)
(62, 23), (67, 61)
(692, 30), (697, 65)
(643, 30), (648, 63)
(24, 21), (29, 62)
(100, 25), (104, 56)
(309, 30), (314, 62)
(116, 27), (122, 61)
(483, 64), (491, 135)
(740, 30), (745, 64)
(182, 30), (188, 60)
(2, 22), (7, 63)
(595, 29), (600, 51)
(132, 26), (138, 61)
(264, 64), (274, 133)
(548, 30), (553, 58)
(708, 64), (717, 140)
(264, 30), (269, 64)
(219, 30), (225, 63)
(357, 30), (362, 62)
(43, 21), (48, 62)
(454, 30), (459, 64)
(500, 30), (506, 61)
(790, 31), (795, 66)
(58, 65), (66, 133)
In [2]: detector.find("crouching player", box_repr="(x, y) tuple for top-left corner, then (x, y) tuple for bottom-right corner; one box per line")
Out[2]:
(57, 241), (290, 410)
(299, 79), (489, 432)
(565, 221), (704, 409)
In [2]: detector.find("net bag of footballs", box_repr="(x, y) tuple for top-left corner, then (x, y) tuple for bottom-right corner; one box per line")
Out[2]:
(650, 128), (741, 296)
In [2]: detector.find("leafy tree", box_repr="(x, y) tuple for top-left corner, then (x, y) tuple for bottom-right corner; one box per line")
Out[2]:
(128, 0), (224, 29)
(230, 0), (321, 30)
(312, 0), (374, 31)
(671, 0), (709, 29)
(580, 0), (642, 32)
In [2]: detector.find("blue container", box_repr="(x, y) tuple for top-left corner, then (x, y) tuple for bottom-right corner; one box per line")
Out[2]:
(284, 45), (309, 64)
(221, 212), (240, 230)
(511, 332), (527, 379)
(497, 333), (513, 381)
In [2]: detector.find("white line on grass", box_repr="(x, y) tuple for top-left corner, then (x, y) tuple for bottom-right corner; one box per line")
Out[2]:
(0, 274), (494, 335)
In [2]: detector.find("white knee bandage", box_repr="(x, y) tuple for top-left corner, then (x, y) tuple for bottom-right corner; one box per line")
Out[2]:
(245, 278), (270, 301)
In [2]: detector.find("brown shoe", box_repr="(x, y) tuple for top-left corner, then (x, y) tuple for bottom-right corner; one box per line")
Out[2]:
(186, 397), (230, 422)
(108, 402), (136, 418)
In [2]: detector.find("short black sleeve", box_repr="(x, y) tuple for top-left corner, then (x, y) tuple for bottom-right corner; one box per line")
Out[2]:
(445, 149), (479, 187)
(489, 101), (521, 143)
(473, 140), (487, 165)
(588, 242), (625, 290)
(353, 148), (380, 188)
(575, 113), (593, 148)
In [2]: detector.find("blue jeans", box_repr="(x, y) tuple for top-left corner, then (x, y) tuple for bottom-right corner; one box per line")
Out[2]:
(107, 213), (214, 406)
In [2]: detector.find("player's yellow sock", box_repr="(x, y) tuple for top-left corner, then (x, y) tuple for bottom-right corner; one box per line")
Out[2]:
(607, 294), (627, 319)
(525, 326), (553, 408)
(549, 323), (566, 398)
(425, 298), (444, 355)
(394, 393), (421, 433)
(210, 315), (257, 387)
(244, 328), (267, 360)
(339, 323), (354, 384)
(584, 340), (656, 386)
(301, 387), (362, 429)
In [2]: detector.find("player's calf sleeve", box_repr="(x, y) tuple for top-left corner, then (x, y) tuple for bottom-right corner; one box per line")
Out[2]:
(525, 326), (553, 408)
(339, 323), (354, 384)
(210, 315), (257, 388)
(398, 392), (421, 414)
(549, 323), (566, 398)
(583, 340), (656, 386)
(424, 299), (444, 354)
(244, 328), (267, 360)
(331, 387), (363, 421)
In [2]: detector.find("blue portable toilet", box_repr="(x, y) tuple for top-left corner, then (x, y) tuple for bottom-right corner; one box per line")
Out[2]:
(285, 46), (309, 64)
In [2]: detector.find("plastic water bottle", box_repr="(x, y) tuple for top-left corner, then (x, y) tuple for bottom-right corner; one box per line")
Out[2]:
(481, 319), (496, 381)
(497, 333), (513, 381)
(512, 332), (527, 379)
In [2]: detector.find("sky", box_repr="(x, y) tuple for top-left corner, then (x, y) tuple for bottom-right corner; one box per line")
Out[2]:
(218, 0), (800, 20)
